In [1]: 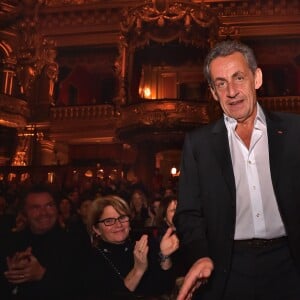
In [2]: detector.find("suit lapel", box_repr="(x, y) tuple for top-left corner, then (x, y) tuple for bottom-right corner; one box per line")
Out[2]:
(266, 112), (286, 186)
(211, 119), (236, 202)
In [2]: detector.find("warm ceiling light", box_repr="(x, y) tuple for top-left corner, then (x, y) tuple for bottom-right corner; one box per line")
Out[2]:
(143, 87), (151, 98)
(84, 170), (93, 177)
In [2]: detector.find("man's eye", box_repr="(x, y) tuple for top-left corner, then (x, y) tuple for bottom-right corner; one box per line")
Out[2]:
(236, 76), (244, 81)
(216, 81), (226, 89)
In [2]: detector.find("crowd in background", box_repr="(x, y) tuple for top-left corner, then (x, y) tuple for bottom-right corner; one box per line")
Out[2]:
(0, 175), (186, 300)
(0, 173), (178, 235)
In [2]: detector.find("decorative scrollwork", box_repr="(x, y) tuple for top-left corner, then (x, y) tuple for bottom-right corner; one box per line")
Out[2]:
(16, 0), (59, 102)
(142, 109), (167, 126)
(120, 0), (220, 48)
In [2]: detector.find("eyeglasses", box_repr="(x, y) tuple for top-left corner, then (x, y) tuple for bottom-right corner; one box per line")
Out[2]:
(96, 215), (130, 226)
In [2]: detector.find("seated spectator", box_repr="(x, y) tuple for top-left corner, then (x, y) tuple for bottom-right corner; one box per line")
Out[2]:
(57, 196), (77, 231)
(11, 211), (27, 233)
(129, 189), (150, 230)
(157, 195), (188, 296)
(158, 195), (177, 230)
(1, 184), (80, 300)
(0, 195), (15, 237)
(69, 194), (93, 237)
(68, 195), (94, 259)
(83, 195), (179, 299)
(163, 187), (176, 198)
(145, 195), (162, 228)
(66, 187), (80, 210)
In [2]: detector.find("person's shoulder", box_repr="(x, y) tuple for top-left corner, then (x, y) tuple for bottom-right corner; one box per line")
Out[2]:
(269, 110), (300, 119)
(267, 111), (300, 126)
(48, 224), (74, 245)
(1, 228), (31, 255)
(51, 223), (68, 235)
(9, 227), (31, 240)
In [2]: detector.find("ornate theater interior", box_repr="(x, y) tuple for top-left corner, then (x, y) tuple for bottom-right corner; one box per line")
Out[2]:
(0, 0), (299, 190)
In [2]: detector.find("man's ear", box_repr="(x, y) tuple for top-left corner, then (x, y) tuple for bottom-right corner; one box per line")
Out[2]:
(254, 68), (263, 90)
(210, 86), (219, 101)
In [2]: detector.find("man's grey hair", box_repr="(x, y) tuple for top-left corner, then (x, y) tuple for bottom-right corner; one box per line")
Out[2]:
(203, 39), (258, 87)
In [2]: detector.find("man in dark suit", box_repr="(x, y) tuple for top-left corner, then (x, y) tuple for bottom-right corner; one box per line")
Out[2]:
(174, 40), (300, 300)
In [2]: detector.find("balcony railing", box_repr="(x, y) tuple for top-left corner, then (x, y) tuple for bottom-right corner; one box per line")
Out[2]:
(50, 96), (300, 123)
(50, 104), (116, 120)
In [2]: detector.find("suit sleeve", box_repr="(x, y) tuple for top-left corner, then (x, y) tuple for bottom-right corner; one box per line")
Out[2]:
(174, 132), (209, 267)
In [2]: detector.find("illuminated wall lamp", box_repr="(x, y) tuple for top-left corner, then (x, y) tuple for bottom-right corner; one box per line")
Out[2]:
(171, 167), (177, 176)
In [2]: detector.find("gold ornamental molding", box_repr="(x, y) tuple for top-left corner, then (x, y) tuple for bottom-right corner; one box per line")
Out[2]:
(117, 100), (210, 140)
(0, 1), (20, 29)
(118, 100), (210, 127)
(116, 100), (210, 145)
(37, 0), (300, 47)
(39, 2), (124, 47)
(0, 94), (29, 127)
(212, 1), (300, 38)
(43, 0), (99, 5)
(120, 0), (220, 50)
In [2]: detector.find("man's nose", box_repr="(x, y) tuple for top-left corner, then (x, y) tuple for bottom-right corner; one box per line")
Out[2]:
(38, 205), (49, 214)
(226, 81), (239, 98)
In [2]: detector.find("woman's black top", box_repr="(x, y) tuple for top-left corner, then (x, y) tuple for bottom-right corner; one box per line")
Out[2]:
(83, 237), (173, 300)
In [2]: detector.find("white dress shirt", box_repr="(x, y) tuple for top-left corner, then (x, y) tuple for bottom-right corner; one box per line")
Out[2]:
(224, 104), (286, 240)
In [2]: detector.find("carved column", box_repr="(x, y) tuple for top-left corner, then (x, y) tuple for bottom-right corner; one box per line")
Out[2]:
(36, 138), (56, 166)
(0, 57), (18, 95)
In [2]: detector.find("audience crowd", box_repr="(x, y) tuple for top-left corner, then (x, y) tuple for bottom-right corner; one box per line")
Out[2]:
(0, 175), (186, 300)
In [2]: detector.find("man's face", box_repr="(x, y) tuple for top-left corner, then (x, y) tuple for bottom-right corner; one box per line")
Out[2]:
(24, 192), (58, 234)
(209, 52), (262, 124)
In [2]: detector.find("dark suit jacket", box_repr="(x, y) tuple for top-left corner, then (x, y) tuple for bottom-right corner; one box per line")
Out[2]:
(174, 109), (300, 300)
